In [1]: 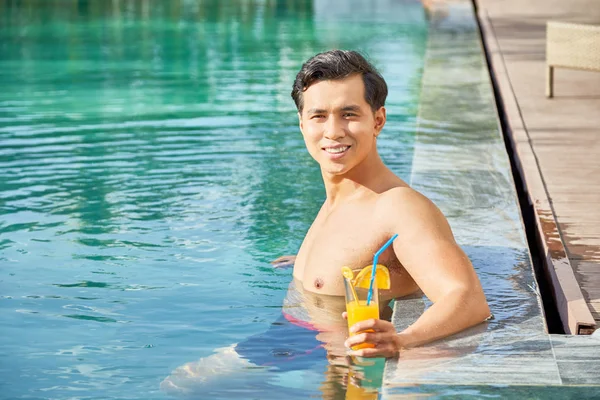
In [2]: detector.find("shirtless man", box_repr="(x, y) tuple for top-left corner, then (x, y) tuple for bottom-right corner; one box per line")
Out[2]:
(160, 50), (490, 395)
(284, 49), (490, 358)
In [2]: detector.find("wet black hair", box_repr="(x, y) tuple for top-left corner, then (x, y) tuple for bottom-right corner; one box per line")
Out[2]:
(291, 50), (388, 113)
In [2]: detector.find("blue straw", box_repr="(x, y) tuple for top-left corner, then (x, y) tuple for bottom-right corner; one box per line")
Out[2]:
(366, 234), (398, 305)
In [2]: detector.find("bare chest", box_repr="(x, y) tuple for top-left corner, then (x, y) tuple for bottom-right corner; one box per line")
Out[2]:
(293, 208), (396, 296)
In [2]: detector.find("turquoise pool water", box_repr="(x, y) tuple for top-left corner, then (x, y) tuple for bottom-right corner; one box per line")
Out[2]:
(0, 1), (428, 398)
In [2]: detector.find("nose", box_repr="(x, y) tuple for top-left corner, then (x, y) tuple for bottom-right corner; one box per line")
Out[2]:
(323, 116), (346, 140)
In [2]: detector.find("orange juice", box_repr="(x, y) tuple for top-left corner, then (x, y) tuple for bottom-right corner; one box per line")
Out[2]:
(346, 300), (379, 350)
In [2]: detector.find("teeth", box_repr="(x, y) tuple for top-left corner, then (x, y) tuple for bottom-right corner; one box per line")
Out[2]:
(324, 146), (349, 154)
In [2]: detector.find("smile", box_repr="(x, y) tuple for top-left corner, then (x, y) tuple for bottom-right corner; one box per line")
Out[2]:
(323, 146), (350, 154)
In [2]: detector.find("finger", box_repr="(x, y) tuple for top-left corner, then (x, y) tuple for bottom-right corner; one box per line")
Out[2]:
(342, 312), (348, 320)
(348, 347), (384, 358)
(270, 256), (291, 264)
(345, 331), (393, 349)
(349, 318), (378, 333)
(349, 345), (398, 359)
(349, 318), (394, 334)
(271, 258), (295, 269)
(344, 333), (366, 348)
(345, 334), (369, 349)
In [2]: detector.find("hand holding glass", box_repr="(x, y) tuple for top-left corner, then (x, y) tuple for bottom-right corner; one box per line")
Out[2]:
(342, 265), (390, 350)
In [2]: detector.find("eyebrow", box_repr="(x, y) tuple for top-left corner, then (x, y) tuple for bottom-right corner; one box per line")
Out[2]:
(305, 105), (362, 114)
(340, 105), (361, 112)
(306, 108), (327, 115)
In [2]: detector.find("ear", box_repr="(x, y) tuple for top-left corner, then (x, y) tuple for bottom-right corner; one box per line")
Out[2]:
(298, 112), (304, 134)
(373, 107), (386, 137)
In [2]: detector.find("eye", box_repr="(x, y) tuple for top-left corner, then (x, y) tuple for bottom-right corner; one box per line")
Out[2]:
(311, 114), (325, 120)
(343, 113), (358, 118)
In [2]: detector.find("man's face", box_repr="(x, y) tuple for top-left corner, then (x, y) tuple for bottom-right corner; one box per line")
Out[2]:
(298, 74), (386, 176)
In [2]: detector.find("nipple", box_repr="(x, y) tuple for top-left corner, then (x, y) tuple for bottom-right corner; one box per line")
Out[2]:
(314, 278), (324, 290)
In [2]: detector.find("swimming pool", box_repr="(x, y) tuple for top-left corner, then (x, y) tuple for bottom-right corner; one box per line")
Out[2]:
(0, 1), (428, 398)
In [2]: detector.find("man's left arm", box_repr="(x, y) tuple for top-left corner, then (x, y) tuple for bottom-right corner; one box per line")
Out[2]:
(344, 189), (490, 357)
(270, 255), (296, 269)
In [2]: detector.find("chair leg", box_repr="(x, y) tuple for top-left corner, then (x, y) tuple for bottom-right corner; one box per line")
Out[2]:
(546, 65), (554, 98)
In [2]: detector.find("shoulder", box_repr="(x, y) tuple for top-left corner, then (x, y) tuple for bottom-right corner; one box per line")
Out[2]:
(375, 186), (452, 238)
(376, 186), (440, 217)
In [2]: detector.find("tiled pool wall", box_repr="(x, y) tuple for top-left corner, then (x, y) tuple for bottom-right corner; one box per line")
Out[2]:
(382, 0), (600, 391)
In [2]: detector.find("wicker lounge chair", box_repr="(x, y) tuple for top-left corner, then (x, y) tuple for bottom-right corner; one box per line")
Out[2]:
(546, 21), (600, 98)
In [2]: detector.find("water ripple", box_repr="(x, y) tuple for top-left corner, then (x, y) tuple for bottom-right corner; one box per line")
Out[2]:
(0, 1), (427, 398)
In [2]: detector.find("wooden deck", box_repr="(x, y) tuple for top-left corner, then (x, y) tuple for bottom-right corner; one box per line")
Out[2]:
(475, 0), (600, 333)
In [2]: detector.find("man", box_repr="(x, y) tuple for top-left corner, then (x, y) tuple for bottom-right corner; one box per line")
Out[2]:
(161, 50), (490, 395)
(278, 49), (490, 357)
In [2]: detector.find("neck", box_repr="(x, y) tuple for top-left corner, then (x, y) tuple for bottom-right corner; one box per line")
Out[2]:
(322, 149), (389, 207)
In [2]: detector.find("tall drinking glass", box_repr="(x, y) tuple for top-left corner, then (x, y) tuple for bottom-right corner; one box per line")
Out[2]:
(343, 274), (379, 350)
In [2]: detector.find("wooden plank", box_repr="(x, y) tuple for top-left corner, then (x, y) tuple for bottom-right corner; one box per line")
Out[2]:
(477, 7), (598, 333)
